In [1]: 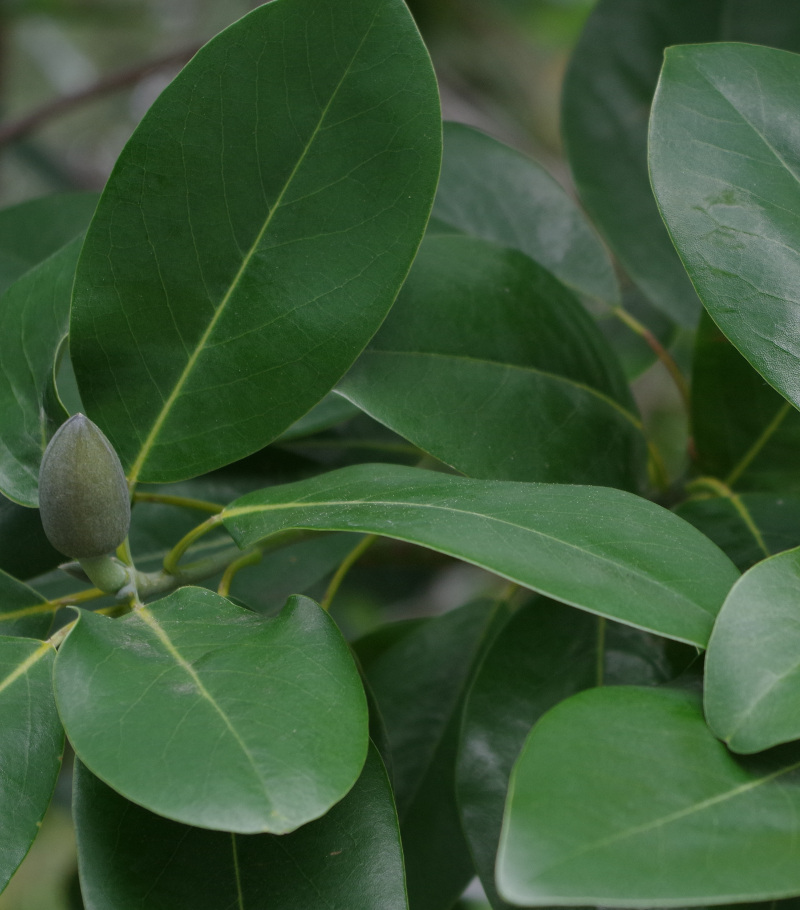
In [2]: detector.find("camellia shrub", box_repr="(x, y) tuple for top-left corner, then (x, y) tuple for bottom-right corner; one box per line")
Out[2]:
(4, 0), (800, 907)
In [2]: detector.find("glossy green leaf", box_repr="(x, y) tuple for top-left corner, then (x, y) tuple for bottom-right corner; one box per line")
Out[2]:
(0, 637), (63, 894)
(675, 493), (800, 572)
(432, 121), (618, 303)
(0, 193), (96, 294)
(0, 237), (82, 506)
(70, 0), (441, 486)
(364, 600), (500, 910)
(222, 463), (740, 646)
(0, 569), (53, 639)
(705, 547), (800, 753)
(74, 745), (407, 910)
(457, 599), (695, 909)
(339, 235), (645, 489)
(651, 42), (800, 408)
(691, 312), (800, 492)
(497, 685), (800, 906)
(54, 589), (368, 833)
(279, 393), (361, 443)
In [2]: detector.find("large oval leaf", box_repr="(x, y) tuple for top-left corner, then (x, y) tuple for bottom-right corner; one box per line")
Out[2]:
(497, 685), (800, 906)
(432, 121), (618, 303)
(54, 589), (368, 833)
(74, 746), (407, 910)
(650, 42), (800, 408)
(0, 237), (82, 506)
(705, 547), (800, 753)
(0, 637), (62, 894)
(222, 463), (740, 646)
(70, 0), (441, 485)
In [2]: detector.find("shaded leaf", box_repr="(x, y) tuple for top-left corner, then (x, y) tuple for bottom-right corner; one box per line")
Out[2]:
(222, 463), (740, 646)
(71, 0), (441, 485)
(54, 589), (368, 833)
(0, 493), (61, 581)
(74, 746), (407, 910)
(0, 569), (53, 639)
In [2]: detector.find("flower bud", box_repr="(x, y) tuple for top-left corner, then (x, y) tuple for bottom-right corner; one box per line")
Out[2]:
(38, 414), (131, 559)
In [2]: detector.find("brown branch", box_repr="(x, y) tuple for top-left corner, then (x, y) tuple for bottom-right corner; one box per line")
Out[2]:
(0, 44), (202, 150)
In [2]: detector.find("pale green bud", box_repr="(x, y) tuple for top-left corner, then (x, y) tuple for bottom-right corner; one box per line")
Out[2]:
(38, 414), (131, 559)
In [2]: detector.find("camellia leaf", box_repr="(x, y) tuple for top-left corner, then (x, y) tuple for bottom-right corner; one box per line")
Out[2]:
(0, 568), (54, 639)
(496, 685), (800, 906)
(339, 235), (646, 490)
(705, 546), (800, 753)
(222, 463), (740, 646)
(457, 598), (694, 909)
(74, 746), (407, 910)
(650, 42), (800, 409)
(0, 237), (82, 506)
(70, 0), (441, 486)
(0, 193), (96, 294)
(54, 589), (368, 833)
(0, 636), (63, 894)
(432, 121), (618, 303)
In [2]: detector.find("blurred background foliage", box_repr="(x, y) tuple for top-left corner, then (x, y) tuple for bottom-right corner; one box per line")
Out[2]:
(0, 1), (597, 908)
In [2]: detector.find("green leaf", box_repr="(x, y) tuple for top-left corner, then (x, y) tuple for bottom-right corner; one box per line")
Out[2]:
(54, 589), (368, 833)
(74, 745), (407, 910)
(496, 685), (800, 906)
(338, 235), (645, 489)
(222, 463), (740, 646)
(0, 493), (61, 581)
(363, 600), (500, 910)
(70, 0), (441, 486)
(279, 393), (361, 443)
(691, 312), (800, 492)
(0, 637), (63, 894)
(432, 121), (619, 303)
(650, 42), (800, 408)
(458, 598), (694, 909)
(675, 492), (800, 572)
(0, 569), (53, 639)
(0, 237), (82, 506)
(0, 193), (96, 294)
(705, 546), (800, 753)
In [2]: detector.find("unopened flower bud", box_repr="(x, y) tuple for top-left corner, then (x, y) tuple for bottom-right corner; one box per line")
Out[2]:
(38, 414), (131, 559)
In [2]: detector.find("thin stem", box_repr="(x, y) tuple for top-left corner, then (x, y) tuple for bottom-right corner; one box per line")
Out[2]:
(218, 549), (262, 598)
(163, 514), (224, 575)
(596, 617), (606, 687)
(686, 475), (770, 560)
(611, 305), (691, 414)
(133, 491), (224, 514)
(321, 534), (377, 611)
(725, 400), (792, 488)
(646, 439), (670, 494)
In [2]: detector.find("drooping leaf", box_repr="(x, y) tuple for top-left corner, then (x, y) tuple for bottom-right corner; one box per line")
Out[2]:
(0, 568), (54, 639)
(0, 193), (96, 294)
(70, 0), (441, 486)
(650, 42), (800, 410)
(675, 492), (800, 572)
(432, 121), (618, 303)
(705, 546), (800, 753)
(74, 746), (407, 910)
(222, 463), (740, 646)
(54, 589), (368, 833)
(0, 637), (63, 894)
(0, 237), (82, 506)
(338, 235), (646, 489)
(496, 685), (800, 906)
(363, 600), (501, 910)
(691, 312), (800, 492)
(457, 598), (695, 909)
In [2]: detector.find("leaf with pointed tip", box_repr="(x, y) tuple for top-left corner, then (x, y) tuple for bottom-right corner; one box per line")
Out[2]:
(70, 0), (441, 486)
(222, 463), (740, 646)
(54, 589), (368, 833)
(0, 193), (96, 294)
(497, 685), (800, 906)
(0, 637), (63, 893)
(0, 237), (82, 506)
(705, 546), (800, 753)
(651, 42), (800, 408)
(74, 746), (407, 910)
(433, 121), (618, 303)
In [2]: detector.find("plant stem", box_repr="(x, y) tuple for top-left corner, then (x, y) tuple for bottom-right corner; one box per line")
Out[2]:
(133, 491), (224, 514)
(218, 549), (263, 598)
(685, 475), (770, 560)
(611, 305), (691, 414)
(724, 400), (791, 488)
(321, 534), (377, 611)
(162, 514), (225, 575)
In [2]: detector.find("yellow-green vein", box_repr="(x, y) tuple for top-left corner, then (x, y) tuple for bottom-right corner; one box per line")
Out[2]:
(0, 641), (52, 697)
